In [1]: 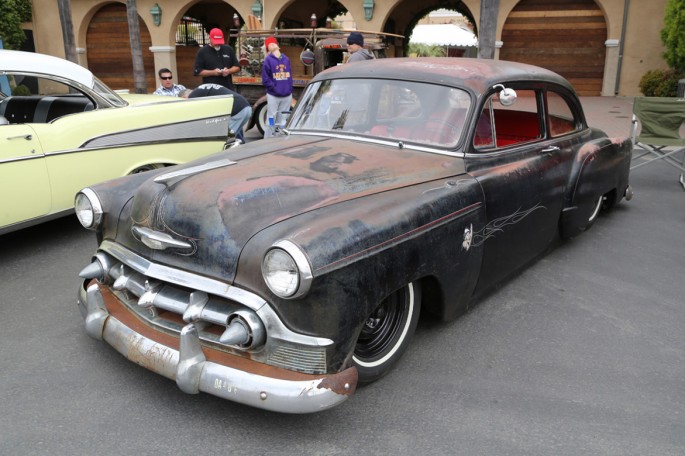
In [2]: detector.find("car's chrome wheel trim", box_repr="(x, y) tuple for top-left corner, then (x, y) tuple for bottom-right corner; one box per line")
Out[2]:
(588, 195), (603, 223)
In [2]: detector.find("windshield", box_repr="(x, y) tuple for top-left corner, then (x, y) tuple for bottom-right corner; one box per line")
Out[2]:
(92, 76), (126, 107)
(288, 79), (471, 148)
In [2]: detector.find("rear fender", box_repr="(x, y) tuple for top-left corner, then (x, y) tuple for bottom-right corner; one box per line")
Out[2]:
(569, 137), (632, 208)
(561, 137), (631, 236)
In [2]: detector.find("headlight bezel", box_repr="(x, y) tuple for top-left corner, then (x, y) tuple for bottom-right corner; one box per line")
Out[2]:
(262, 240), (313, 299)
(74, 188), (103, 230)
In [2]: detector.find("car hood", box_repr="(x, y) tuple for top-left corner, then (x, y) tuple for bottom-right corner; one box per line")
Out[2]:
(124, 135), (466, 279)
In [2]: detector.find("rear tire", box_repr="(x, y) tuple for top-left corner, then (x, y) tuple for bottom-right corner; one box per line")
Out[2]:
(352, 282), (421, 384)
(255, 102), (268, 136)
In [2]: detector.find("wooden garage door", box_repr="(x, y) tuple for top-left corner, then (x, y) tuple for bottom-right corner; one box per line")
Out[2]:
(500, 0), (607, 96)
(86, 3), (155, 93)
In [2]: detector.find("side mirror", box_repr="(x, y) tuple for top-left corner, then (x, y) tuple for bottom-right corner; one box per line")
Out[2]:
(493, 84), (517, 106)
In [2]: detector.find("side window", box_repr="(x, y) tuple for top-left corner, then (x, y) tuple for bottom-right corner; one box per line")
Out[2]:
(547, 91), (578, 137)
(474, 89), (542, 150)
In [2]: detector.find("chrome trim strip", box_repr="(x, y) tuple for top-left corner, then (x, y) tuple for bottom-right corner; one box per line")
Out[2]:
(82, 116), (230, 148)
(98, 241), (333, 347)
(0, 154), (43, 165)
(0, 137), (226, 165)
(0, 208), (73, 236)
(287, 130), (466, 158)
(154, 158), (237, 183)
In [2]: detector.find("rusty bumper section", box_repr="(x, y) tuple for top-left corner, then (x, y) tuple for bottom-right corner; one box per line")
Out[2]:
(77, 281), (357, 413)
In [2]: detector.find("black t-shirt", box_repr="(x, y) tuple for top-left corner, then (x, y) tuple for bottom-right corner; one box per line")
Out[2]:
(193, 45), (239, 90)
(189, 83), (250, 115)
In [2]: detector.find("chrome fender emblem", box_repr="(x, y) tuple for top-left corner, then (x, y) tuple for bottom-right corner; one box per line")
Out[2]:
(462, 224), (473, 251)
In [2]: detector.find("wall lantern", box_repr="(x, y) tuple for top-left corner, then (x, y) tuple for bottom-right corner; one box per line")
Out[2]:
(251, 0), (263, 19)
(150, 3), (162, 26)
(310, 13), (317, 28)
(233, 13), (240, 29)
(363, 0), (374, 21)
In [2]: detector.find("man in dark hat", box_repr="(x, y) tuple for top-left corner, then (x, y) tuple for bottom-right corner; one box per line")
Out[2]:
(346, 32), (374, 63)
(193, 28), (240, 90)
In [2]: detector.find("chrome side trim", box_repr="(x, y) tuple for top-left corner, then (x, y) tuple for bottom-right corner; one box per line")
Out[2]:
(83, 116), (229, 148)
(287, 130), (466, 157)
(98, 241), (333, 347)
(0, 208), (73, 236)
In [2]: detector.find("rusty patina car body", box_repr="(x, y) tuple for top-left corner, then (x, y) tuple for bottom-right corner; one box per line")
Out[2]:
(75, 58), (632, 413)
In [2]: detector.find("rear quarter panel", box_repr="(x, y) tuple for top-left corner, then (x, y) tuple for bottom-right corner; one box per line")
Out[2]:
(566, 134), (632, 209)
(31, 96), (233, 214)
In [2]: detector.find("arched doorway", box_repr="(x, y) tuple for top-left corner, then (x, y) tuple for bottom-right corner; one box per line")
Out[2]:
(500, 0), (607, 96)
(86, 3), (155, 93)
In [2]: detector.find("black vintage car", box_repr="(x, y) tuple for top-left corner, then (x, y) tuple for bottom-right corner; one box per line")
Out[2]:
(74, 58), (632, 413)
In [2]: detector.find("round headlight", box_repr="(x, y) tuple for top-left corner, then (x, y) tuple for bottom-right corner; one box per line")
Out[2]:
(74, 188), (103, 229)
(262, 240), (313, 299)
(263, 248), (299, 297)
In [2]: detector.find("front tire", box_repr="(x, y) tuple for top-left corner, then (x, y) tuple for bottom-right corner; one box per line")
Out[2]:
(352, 282), (421, 384)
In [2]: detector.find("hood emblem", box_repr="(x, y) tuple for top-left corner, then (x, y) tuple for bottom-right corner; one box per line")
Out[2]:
(462, 224), (473, 251)
(132, 226), (192, 251)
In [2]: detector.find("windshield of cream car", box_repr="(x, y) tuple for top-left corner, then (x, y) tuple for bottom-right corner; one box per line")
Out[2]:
(288, 79), (471, 148)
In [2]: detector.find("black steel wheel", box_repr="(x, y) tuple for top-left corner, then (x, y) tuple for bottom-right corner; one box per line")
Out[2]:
(353, 282), (421, 384)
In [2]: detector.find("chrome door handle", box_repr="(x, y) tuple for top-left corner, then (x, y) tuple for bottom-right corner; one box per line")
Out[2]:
(7, 134), (32, 140)
(541, 146), (559, 155)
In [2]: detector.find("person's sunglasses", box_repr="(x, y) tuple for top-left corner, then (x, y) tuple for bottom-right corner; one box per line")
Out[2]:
(160, 76), (173, 80)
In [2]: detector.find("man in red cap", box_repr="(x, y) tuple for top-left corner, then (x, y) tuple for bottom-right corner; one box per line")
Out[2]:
(194, 27), (240, 90)
(261, 36), (293, 138)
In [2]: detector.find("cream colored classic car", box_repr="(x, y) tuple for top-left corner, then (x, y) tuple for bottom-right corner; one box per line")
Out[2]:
(1, 49), (237, 234)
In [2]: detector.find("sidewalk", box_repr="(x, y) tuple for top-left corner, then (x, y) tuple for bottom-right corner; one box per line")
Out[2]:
(580, 96), (634, 138)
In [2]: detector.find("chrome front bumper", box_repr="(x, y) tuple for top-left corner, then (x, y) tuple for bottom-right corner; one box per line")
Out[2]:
(78, 281), (357, 413)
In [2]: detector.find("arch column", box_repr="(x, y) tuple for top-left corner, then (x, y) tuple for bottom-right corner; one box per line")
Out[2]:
(601, 39), (620, 96)
(149, 46), (179, 81)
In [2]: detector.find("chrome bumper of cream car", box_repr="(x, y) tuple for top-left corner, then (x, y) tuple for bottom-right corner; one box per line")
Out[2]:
(78, 282), (357, 413)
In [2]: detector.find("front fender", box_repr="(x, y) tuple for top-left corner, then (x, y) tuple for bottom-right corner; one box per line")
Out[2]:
(235, 175), (486, 370)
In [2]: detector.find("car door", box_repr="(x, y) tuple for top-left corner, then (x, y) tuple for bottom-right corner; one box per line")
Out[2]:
(0, 124), (50, 229)
(464, 87), (576, 293)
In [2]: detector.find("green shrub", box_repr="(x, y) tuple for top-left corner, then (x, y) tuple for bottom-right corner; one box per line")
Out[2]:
(638, 69), (684, 97)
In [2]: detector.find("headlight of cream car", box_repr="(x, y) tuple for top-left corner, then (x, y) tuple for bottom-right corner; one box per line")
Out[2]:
(262, 240), (312, 299)
(74, 188), (103, 229)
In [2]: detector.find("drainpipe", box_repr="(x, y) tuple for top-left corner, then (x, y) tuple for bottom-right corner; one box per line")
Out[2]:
(614, 0), (630, 95)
